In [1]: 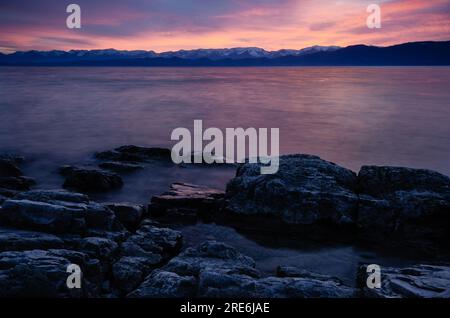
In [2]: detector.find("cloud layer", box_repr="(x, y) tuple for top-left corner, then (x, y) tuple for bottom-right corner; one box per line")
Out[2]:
(0, 0), (449, 52)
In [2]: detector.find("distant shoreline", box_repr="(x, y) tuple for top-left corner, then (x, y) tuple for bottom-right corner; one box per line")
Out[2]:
(2, 41), (450, 67)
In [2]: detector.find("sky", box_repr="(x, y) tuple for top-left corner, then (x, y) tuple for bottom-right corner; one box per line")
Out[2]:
(0, 0), (449, 53)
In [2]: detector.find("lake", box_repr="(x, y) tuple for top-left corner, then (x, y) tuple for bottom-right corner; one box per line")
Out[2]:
(1, 66), (449, 284)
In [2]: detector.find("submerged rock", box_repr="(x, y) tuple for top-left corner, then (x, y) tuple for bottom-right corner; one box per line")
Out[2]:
(149, 183), (224, 222)
(0, 158), (23, 177)
(356, 166), (450, 250)
(358, 264), (450, 298)
(226, 154), (358, 226)
(99, 161), (144, 172)
(95, 145), (172, 163)
(60, 166), (123, 193)
(129, 241), (355, 298)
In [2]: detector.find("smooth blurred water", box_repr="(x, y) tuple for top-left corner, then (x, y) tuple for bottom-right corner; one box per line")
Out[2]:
(0, 66), (448, 282)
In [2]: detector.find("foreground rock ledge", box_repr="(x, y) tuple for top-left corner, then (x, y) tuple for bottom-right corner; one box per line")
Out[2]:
(129, 241), (356, 298)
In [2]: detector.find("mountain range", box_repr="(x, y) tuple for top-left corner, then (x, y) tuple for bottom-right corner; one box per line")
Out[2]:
(1, 41), (449, 66)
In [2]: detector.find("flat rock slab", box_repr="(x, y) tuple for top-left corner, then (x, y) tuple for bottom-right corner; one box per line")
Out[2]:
(1, 189), (117, 234)
(0, 227), (64, 252)
(358, 264), (450, 298)
(149, 183), (224, 221)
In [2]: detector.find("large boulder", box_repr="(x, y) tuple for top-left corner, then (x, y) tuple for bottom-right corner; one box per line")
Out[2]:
(60, 166), (123, 193)
(149, 183), (224, 222)
(129, 241), (355, 298)
(95, 145), (172, 163)
(225, 154), (358, 226)
(1, 190), (118, 234)
(0, 249), (100, 297)
(356, 166), (450, 250)
(357, 264), (450, 298)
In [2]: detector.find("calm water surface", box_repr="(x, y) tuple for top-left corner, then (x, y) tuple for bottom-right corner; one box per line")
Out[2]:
(1, 67), (449, 283)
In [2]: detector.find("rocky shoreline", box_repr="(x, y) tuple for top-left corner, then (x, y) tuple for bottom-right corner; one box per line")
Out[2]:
(0, 146), (449, 298)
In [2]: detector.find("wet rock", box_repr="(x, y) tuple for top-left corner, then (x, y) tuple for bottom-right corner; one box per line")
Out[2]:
(106, 203), (145, 231)
(112, 256), (162, 294)
(0, 227), (64, 252)
(358, 264), (450, 298)
(78, 237), (119, 262)
(226, 154), (358, 226)
(60, 166), (123, 193)
(0, 249), (99, 297)
(112, 223), (182, 294)
(95, 145), (172, 163)
(130, 241), (355, 298)
(149, 183), (224, 222)
(356, 166), (450, 250)
(99, 161), (144, 172)
(1, 190), (118, 234)
(128, 270), (197, 298)
(0, 159), (23, 177)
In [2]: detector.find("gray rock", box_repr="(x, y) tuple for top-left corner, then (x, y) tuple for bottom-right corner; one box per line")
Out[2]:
(0, 227), (64, 252)
(78, 237), (119, 261)
(358, 264), (450, 298)
(1, 190), (118, 234)
(128, 270), (197, 298)
(112, 256), (161, 294)
(149, 183), (224, 221)
(112, 223), (182, 293)
(95, 145), (172, 163)
(60, 166), (123, 193)
(1, 199), (86, 234)
(226, 154), (358, 226)
(106, 203), (145, 230)
(356, 166), (450, 249)
(131, 241), (355, 298)
(0, 249), (98, 297)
